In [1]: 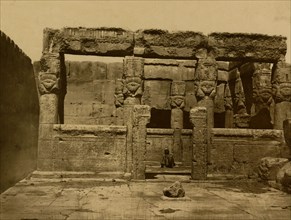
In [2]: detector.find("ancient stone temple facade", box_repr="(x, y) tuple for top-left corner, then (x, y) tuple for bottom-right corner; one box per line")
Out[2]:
(36, 27), (291, 180)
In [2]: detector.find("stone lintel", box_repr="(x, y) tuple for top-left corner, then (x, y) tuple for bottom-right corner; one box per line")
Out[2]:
(209, 32), (287, 61)
(42, 27), (287, 62)
(135, 29), (207, 59)
(144, 59), (197, 67)
(53, 124), (127, 135)
(217, 61), (243, 71)
(44, 27), (134, 55)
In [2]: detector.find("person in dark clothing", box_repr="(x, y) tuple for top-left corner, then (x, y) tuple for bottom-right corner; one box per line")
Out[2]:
(161, 147), (175, 168)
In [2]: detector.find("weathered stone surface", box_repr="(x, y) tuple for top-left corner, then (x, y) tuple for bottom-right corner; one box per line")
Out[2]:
(217, 61), (243, 71)
(217, 70), (229, 82)
(39, 94), (58, 124)
(283, 119), (291, 147)
(272, 60), (291, 129)
(146, 129), (174, 162)
(163, 181), (185, 197)
(142, 80), (171, 110)
(214, 83), (226, 113)
(184, 81), (197, 111)
(132, 105), (151, 179)
(135, 29), (207, 58)
(274, 102), (291, 130)
(276, 162), (291, 193)
(209, 144), (234, 173)
(190, 107), (208, 180)
(208, 32), (287, 61)
(41, 125), (128, 172)
(211, 129), (285, 176)
(258, 157), (289, 181)
(43, 27), (134, 55)
(144, 59), (196, 80)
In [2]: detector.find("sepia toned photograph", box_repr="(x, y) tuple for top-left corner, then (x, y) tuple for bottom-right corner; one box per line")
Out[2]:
(0, 0), (291, 219)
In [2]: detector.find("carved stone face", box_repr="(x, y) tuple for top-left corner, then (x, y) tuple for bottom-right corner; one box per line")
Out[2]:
(123, 77), (142, 96)
(171, 96), (185, 108)
(38, 72), (59, 94)
(200, 81), (216, 95)
(280, 83), (291, 97)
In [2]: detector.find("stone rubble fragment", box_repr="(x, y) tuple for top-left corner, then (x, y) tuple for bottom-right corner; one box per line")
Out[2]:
(163, 181), (185, 198)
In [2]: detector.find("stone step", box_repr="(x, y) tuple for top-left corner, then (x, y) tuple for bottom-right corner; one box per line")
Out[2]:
(30, 171), (130, 181)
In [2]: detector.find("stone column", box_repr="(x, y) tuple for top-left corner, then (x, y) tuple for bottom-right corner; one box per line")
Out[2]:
(233, 69), (250, 128)
(38, 53), (61, 124)
(37, 52), (61, 170)
(194, 50), (218, 129)
(122, 57), (144, 173)
(170, 81), (186, 162)
(132, 105), (151, 179)
(224, 83), (233, 128)
(272, 57), (291, 129)
(189, 107), (208, 180)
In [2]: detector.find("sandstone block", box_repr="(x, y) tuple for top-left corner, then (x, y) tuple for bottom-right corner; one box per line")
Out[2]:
(46, 27), (134, 55)
(135, 29), (207, 58)
(142, 80), (171, 109)
(208, 32), (286, 61)
(276, 161), (291, 193)
(258, 157), (288, 181)
(163, 181), (185, 197)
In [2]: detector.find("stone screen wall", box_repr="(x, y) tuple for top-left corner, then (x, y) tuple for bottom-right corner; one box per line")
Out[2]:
(0, 31), (39, 192)
(209, 128), (288, 177)
(38, 124), (127, 172)
(146, 129), (192, 166)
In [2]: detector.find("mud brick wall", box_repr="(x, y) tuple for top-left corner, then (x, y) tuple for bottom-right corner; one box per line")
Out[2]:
(37, 125), (127, 172)
(209, 129), (287, 177)
(0, 31), (39, 192)
(146, 129), (192, 165)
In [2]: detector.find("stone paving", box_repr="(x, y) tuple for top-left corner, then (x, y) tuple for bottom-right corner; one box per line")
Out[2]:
(1, 177), (291, 220)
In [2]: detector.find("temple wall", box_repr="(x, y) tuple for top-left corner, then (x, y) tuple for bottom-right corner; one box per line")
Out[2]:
(209, 129), (288, 177)
(0, 31), (39, 192)
(38, 125), (127, 172)
(34, 61), (124, 125)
